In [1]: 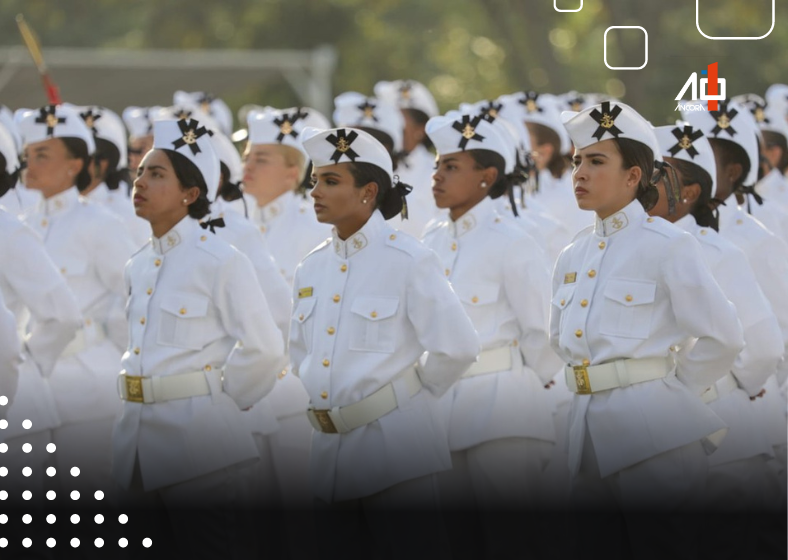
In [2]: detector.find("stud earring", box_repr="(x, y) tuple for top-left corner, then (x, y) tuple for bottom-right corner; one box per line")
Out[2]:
(182, 199), (188, 204)
(682, 198), (688, 204)
(480, 181), (488, 189)
(362, 199), (368, 204)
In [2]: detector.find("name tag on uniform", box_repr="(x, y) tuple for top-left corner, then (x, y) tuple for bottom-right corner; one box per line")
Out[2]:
(298, 287), (313, 299)
(564, 272), (577, 284)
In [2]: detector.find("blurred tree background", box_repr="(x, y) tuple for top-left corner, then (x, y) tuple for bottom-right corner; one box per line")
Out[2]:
(0, 0), (785, 128)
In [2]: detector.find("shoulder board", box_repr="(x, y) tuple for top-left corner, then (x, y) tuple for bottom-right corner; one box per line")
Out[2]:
(385, 230), (424, 258)
(642, 216), (682, 239)
(302, 238), (332, 262)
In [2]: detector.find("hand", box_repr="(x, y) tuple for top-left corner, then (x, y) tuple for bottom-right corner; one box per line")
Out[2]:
(750, 388), (767, 401)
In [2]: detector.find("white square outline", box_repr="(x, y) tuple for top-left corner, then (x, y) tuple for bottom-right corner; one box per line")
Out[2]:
(603, 26), (648, 70)
(696, 0), (774, 40)
(554, 0), (583, 12)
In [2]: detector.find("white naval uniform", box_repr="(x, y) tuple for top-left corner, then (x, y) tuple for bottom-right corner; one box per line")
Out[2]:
(85, 181), (150, 248)
(290, 210), (480, 503)
(0, 290), (21, 418)
(22, 186), (136, 500)
(0, 208), (81, 502)
(494, 195), (572, 266)
(422, 196), (563, 509)
(550, 200), (743, 511)
(251, 190), (331, 286)
(0, 182), (41, 217)
(207, 198), (294, 504)
(717, 201), (788, 493)
(746, 194), (788, 246)
(756, 168), (788, 212)
(112, 215), (286, 492)
(389, 144), (441, 238)
(674, 214), (782, 510)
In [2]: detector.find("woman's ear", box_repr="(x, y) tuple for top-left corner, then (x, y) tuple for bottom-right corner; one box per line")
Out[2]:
(363, 181), (379, 205)
(723, 162), (744, 185)
(627, 165), (642, 188)
(682, 183), (701, 205)
(184, 186), (201, 205)
(482, 167), (499, 187)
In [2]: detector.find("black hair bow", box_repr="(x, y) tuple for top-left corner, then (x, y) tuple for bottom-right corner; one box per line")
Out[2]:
(200, 217), (226, 234)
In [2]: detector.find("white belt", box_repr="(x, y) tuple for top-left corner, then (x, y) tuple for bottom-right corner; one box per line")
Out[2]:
(565, 357), (671, 394)
(61, 323), (106, 359)
(463, 346), (515, 378)
(701, 372), (739, 404)
(307, 367), (422, 434)
(118, 370), (215, 404)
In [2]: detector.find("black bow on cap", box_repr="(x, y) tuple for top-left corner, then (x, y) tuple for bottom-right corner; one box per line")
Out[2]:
(35, 105), (65, 137)
(668, 126), (704, 159)
(274, 109), (308, 142)
(172, 119), (211, 155)
(79, 108), (102, 136)
(479, 101), (503, 122)
(709, 101), (738, 138)
(356, 101), (378, 122)
(326, 129), (360, 163)
(518, 91), (542, 114)
(589, 101), (623, 140)
(452, 115), (485, 149)
(200, 217), (226, 234)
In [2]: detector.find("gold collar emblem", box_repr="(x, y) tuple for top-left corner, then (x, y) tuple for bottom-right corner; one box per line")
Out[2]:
(352, 237), (364, 249)
(611, 216), (624, 229)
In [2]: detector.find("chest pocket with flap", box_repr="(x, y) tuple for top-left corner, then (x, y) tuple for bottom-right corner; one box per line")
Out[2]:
(599, 278), (657, 339)
(349, 296), (399, 354)
(158, 293), (213, 350)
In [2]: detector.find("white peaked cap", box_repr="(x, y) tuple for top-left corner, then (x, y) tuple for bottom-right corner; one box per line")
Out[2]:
(154, 105), (222, 135)
(173, 91), (233, 137)
(561, 100), (662, 163)
(247, 107), (330, 158)
(0, 106), (22, 152)
(374, 80), (439, 118)
(426, 112), (515, 173)
(0, 122), (19, 174)
(732, 93), (788, 143)
(15, 105), (95, 155)
(653, 124), (717, 198)
(498, 92), (572, 155)
(333, 92), (405, 153)
(152, 118), (220, 201)
(69, 105), (129, 169)
(300, 126), (394, 181)
(765, 84), (788, 120)
(681, 100), (760, 187)
(123, 106), (159, 139)
(209, 130), (243, 186)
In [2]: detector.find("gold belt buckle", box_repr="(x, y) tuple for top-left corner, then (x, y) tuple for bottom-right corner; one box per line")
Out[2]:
(312, 409), (338, 434)
(124, 375), (145, 403)
(573, 365), (592, 395)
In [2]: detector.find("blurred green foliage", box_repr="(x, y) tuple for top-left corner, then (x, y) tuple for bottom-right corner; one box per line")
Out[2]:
(0, 0), (785, 124)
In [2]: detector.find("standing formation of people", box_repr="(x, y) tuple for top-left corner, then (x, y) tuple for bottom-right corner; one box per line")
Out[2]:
(0, 79), (786, 559)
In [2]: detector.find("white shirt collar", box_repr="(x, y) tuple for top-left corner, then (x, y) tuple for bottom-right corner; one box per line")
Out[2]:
(594, 198), (645, 238)
(448, 196), (496, 238)
(259, 190), (295, 223)
(331, 210), (385, 259)
(151, 215), (198, 255)
(39, 186), (80, 216)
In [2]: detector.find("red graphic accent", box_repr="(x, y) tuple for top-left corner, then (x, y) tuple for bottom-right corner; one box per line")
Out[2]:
(707, 62), (719, 112)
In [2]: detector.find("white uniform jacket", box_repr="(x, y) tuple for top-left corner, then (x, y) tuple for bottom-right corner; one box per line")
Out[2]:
(86, 182), (150, 249)
(23, 187), (136, 423)
(756, 169), (788, 212)
(550, 200), (743, 478)
(422, 196), (563, 449)
(251, 190), (331, 286)
(208, 198), (294, 434)
(290, 210), (480, 502)
(0, 291), (21, 418)
(676, 215), (780, 465)
(112, 216), (287, 491)
(0, 209), (81, 438)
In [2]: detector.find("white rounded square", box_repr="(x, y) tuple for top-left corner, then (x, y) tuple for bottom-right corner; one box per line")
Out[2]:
(696, 0), (774, 40)
(604, 27), (648, 70)
(555, 0), (583, 12)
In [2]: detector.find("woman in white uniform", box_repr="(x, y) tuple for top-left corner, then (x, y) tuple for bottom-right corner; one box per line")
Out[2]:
(552, 101), (743, 557)
(113, 117), (286, 558)
(15, 104), (137, 506)
(648, 123), (784, 558)
(292, 125), (480, 558)
(422, 111), (563, 557)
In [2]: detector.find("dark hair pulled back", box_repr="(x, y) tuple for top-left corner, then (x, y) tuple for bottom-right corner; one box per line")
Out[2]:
(0, 153), (20, 199)
(93, 138), (131, 191)
(670, 158), (718, 231)
(348, 161), (411, 220)
(613, 138), (660, 212)
(60, 138), (92, 191)
(161, 149), (211, 220)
